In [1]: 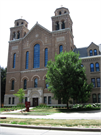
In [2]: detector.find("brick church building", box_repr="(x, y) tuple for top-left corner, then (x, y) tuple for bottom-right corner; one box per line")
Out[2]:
(4, 7), (101, 106)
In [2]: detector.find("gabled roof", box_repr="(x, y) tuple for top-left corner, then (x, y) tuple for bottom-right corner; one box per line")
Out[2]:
(23, 22), (51, 39)
(87, 42), (99, 48)
(73, 47), (88, 57)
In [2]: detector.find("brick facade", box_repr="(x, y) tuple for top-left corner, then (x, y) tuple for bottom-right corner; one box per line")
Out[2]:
(4, 7), (101, 106)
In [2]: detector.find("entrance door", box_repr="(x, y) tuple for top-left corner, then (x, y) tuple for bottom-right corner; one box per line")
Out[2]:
(33, 98), (38, 107)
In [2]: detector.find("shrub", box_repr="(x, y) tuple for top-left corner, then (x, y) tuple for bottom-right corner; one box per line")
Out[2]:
(17, 103), (25, 108)
(72, 104), (83, 109)
(36, 103), (49, 108)
(85, 104), (92, 108)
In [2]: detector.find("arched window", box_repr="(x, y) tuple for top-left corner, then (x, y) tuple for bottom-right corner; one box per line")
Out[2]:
(91, 78), (95, 87)
(13, 32), (16, 40)
(59, 11), (61, 15)
(45, 78), (49, 88)
(97, 78), (100, 87)
(17, 31), (20, 39)
(11, 80), (14, 90)
(21, 22), (23, 25)
(34, 78), (38, 88)
(23, 79), (27, 89)
(64, 11), (66, 13)
(13, 53), (16, 68)
(81, 64), (83, 67)
(34, 44), (40, 68)
(89, 50), (93, 56)
(59, 45), (63, 53)
(95, 63), (99, 71)
(94, 49), (97, 55)
(56, 21), (59, 30)
(45, 48), (48, 67)
(62, 21), (65, 29)
(90, 63), (94, 72)
(25, 51), (29, 69)
(92, 94), (97, 103)
(25, 24), (27, 27)
(17, 22), (19, 26)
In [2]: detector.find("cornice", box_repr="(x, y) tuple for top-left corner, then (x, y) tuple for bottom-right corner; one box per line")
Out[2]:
(7, 68), (48, 74)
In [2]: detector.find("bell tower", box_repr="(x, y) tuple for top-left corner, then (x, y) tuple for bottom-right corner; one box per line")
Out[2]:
(52, 7), (73, 33)
(10, 19), (29, 41)
(51, 7), (75, 52)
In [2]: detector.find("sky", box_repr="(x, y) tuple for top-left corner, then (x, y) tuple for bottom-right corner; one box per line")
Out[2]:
(0, 0), (101, 68)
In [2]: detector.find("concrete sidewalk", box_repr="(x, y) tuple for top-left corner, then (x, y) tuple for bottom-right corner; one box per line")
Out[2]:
(0, 109), (101, 132)
(0, 110), (101, 119)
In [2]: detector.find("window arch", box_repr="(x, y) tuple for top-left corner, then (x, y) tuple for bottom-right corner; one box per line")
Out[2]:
(17, 31), (20, 39)
(95, 63), (99, 71)
(13, 32), (16, 40)
(89, 50), (93, 56)
(94, 49), (97, 55)
(45, 48), (48, 67)
(59, 11), (61, 15)
(13, 53), (16, 68)
(25, 51), (29, 69)
(56, 21), (59, 30)
(17, 22), (19, 26)
(23, 79), (27, 89)
(59, 45), (63, 53)
(11, 80), (14, 90)
(64, 11), (66, 13)
(62, 20), (65, 29)
(34, 44), (40, 68)
(90, 63), (94, 72)
(21, 22), (23, 25)
(34, 78), (38, 88)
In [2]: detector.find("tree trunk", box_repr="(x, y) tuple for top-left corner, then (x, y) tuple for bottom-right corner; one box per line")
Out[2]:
(67, 102), (69, 110)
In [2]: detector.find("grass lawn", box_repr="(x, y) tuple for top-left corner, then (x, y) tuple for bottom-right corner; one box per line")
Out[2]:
(3, 107), (100, 115)
(0, 118), (101, 128)
(0, 107), (25, 112)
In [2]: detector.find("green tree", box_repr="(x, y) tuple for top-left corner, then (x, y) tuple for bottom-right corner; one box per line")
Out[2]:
(1, 67), (7, 104)
(13, 88), (25, 111)
(46, 51), (93, 109)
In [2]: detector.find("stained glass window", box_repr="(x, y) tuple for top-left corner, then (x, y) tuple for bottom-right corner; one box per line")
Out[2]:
(13, 53), (16, 68)
(26, 51), (29, 69)
(34, 44), (40, 68)
(34, 78), (38, 88)
(45, 48), (48, 67)
(94, 49), (97, 55)
(24, 79), (27, 89)
(59, 45), (63, 53)
(90, 63), (94, 72)
(95, 63), (99, 71)
(11, 80), (14, 90)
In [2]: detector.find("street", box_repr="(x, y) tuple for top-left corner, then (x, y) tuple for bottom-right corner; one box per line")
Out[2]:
(0, 127), (101, 135)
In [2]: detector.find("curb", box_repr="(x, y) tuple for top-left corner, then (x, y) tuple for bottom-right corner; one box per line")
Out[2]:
(0, 123), (101, 132)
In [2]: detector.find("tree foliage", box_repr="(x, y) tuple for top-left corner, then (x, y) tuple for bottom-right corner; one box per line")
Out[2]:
(1, 67), (7, 103)
(46, 51), (93, 109)
(13, 88), (25, 103)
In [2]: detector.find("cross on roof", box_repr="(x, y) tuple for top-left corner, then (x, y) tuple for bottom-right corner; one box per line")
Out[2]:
(21, 16), (23, 19)
(61, 5), (63, 7)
